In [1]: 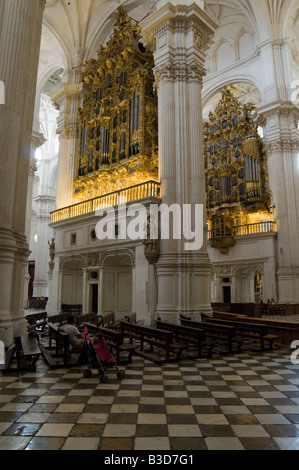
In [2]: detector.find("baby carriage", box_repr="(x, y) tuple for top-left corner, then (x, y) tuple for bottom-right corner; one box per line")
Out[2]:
(81, 326), (125, 383)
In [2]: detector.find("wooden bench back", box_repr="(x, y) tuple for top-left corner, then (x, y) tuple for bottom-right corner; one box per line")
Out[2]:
(76, 313), (98, 327)
(124, 313), (137, 323)
(181, 319), (236, 337)
(206, 317), (267, 333)
(120, 321), (174, 345)
(48, 322), (70, 347)
(62, 304), (82, 314)
(99, 312), (116, 326)
(84, 323), (123, 347)
(156, 320), (205, 340)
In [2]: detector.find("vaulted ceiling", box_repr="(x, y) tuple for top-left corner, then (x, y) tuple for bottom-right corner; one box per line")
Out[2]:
(38, 0), (299, 112)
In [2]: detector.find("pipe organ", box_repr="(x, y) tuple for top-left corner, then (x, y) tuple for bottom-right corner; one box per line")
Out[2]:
(74, 7), (158, 202)
(204, 87), (272, 253)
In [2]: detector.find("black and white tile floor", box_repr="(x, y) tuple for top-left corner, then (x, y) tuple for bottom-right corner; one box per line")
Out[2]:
(1, 340), (299, 451)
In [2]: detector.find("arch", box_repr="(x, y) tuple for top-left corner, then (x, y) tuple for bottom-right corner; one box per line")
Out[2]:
(48, 160), (59, 193)
(99, 248), (135, 316)
(202, 79), (263, 121)
(212, 38), (235, 73)
(99, 248), (135, 268)
(59, 256), (85, 309)
(236, 28), (255, 61)
(60, 255), (86, 271)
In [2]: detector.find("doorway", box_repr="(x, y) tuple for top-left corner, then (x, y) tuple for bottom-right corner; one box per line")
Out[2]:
(28, 261), (35, 298)
(223, 286), (231, 303)
(91, 284), (98, 313)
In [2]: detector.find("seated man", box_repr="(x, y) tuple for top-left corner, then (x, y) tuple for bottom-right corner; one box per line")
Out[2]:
(58, 315), (84, 350)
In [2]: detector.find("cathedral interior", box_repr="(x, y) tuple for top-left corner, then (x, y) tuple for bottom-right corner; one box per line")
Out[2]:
(1, 0), (299, 453)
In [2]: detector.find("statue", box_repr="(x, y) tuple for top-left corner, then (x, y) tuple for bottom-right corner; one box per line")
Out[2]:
(48, 238), (55, 269)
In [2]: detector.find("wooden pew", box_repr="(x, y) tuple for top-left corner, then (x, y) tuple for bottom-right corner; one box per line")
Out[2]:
(119, 321), (186, 363)
(76, 313), (100, 330)
(98, 312), (120, 330)
(0, 344), (16, 371)
(124, 312), (145, 326)
(84, 323), (137, 364)
(15, 335), (41, 370)
(62, 304), (82, 315)
(212, 311), (241, 321)
(155, 320), (215, 357)
(47, 312), (71, 325)
(180, 319), (244, 353)
(48, 322), (71, 366)
(205, 316), (278, 350)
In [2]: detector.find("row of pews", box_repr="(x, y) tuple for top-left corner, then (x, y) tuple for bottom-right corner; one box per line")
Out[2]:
(5, 306), (294, 372)
(36, 310), (284, 368)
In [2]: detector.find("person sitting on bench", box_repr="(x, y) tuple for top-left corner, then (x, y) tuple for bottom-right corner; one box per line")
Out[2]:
(58, 315), (84, 350)
(27, 317), (40, 342)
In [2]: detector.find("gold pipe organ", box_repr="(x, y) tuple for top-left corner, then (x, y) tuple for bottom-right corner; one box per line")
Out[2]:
(74, 7), (158, 202)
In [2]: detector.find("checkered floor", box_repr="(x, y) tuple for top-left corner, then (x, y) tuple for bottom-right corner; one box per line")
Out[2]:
(1, 338), (299, 452)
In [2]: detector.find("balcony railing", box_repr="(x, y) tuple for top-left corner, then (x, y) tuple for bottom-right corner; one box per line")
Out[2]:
(233, 221), (277, 236)
(208, 221), (277, 240)
(50, 180), (161, 224)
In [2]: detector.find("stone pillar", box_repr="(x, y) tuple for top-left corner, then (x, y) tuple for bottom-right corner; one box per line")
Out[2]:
(141, 1), (217, 322)
(50, 82), (83, 210)
(0, 0), (46, 345)
(23, 131), (45, 307)
(259, 102), (299, 302)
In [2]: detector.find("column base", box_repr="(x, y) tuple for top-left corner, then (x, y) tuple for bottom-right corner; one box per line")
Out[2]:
(277, 267), (299, 303)
(155, 252), (212, 323)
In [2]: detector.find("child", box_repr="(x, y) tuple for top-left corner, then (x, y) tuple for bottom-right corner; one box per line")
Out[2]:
(93, 334), (115, 363)
(27, 317), (40, 342)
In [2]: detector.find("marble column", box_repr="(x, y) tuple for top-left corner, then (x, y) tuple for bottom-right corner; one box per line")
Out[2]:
(50, 82), (83, 210)
(0, 0), (46, 345)
(23, 131), (45, 307)
(259, 102), (299, 302)
(141, 1), (217, 322)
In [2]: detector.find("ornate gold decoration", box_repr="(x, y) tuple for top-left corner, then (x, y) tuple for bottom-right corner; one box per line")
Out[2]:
(204, 87), (272, 253)
(74, 7), (158, 201)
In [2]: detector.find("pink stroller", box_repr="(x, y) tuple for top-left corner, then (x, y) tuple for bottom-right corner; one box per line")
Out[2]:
(81, 326), (125, 382)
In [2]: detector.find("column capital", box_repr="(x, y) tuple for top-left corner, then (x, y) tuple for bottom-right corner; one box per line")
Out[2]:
(141, 1), (217, 81)
(257, 101), (299, 155)
(49, 82), (84, 140)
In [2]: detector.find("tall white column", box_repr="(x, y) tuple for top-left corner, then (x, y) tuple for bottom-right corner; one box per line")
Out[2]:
(50, 83), (83, 210)
(0, 0), (46, 345)
(259, 102), (299, 302)
(142, 2), (217, 322)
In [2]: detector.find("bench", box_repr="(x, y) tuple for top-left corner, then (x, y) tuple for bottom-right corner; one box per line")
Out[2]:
(120, 321), (186, 363)
(124, 312), (145, 326)
(47, 312), (72, 325)
(212, 311), (241, 321)
(155, 320), (215, 358)
(98, 312), (120, 330)
(84, 323), (137, 364)
(76, 313), (100, 330)
(204, 316), (278, 351)
(61, 304), (82, 315)
(180, 319), (244, 353)
(48, 322), (71, 366)
(15, 335), (41, 370)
